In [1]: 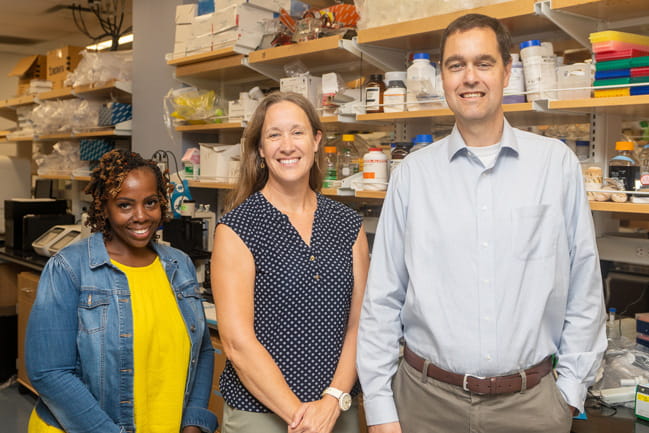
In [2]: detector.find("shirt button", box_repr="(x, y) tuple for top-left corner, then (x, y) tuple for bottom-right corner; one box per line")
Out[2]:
(482, 279), (489, 284)
(309, 255), (316, 262)
(486, 354), (492, 360)
(314, 274), (320, 280)
(484, 316), (490, 321)
(176, 293), (182, 299)
(481, 242), (489, 248)
(190, 325), (196, 332)
(481, 205), (488, 211)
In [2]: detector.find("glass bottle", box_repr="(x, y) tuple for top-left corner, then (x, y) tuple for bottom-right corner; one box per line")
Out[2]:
(390, 141), (411, 174)
(365, 74), (385, 113)
(609, 141), (639, 192)
(323, 146), (338, 188)
(338, 134), (360, 178)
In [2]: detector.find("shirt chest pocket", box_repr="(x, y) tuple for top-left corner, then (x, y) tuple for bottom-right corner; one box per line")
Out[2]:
(78, 289), (111, 334)
(511, 205), (559, 261)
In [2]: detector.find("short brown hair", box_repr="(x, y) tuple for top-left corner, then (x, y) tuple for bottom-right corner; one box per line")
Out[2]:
(226, 91), (325, 212)
(440, 13), (512, 66)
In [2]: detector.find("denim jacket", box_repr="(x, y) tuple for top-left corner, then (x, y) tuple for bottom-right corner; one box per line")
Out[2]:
(25, 232), (217, 433)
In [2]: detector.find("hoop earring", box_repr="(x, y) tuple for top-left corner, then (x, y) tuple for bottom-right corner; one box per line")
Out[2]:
(260, 160), (266, 169)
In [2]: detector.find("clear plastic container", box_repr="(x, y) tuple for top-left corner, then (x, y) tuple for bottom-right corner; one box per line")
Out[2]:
(406, 53), (437, 111)
(609, 140), (639, 192)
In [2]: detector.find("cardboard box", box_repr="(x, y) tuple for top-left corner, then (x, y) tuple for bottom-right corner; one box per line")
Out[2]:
(208, 334), (227, 421)
(46, 46), (83, 89)
(9, 55), (47, 96)
(0, 263), (29, 309)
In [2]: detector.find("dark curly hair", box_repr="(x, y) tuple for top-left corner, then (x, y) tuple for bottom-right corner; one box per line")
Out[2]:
(84, 149), (173, 241)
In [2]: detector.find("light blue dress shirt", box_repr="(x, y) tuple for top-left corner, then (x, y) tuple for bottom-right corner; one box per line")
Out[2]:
(357, 120), (607, 426)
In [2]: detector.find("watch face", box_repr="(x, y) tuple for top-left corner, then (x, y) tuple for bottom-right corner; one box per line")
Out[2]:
(340, 393), (352, 411)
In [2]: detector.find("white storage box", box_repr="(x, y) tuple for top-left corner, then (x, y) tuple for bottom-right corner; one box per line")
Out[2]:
(280, 75), (322, 107)
(228, 100), (244, 122)
(192, 13), (215, 38)
(557, 63), (593, 100)
(211, 4), (275, 34)
(176, 4), (197, 24)
(175, 24), (193, 43)
(200, 143), (241, 181)
(220, 0), (290, 12)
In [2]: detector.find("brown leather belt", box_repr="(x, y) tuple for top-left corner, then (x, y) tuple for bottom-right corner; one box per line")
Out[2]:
(403, 345), (553, 395)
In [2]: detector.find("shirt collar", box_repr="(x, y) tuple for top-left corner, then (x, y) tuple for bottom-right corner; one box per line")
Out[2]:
(447, 118), (519, 161)
(87, 231), (172, 268)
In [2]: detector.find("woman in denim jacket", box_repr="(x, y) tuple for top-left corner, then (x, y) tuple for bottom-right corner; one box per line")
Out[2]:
(25, 150), (217, 433)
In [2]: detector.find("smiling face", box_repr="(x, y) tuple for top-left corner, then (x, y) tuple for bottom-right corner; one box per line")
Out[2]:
(104, 167), (162, 257)
(259, 100), (322, 188)
(441, 26), (511, 134)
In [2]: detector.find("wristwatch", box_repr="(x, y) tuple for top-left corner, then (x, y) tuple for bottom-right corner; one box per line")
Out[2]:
(322, 387), (352, 411)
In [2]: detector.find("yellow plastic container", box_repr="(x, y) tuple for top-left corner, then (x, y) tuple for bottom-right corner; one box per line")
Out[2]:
(594, 87), (630, 98)
(589, 31), (649, 46)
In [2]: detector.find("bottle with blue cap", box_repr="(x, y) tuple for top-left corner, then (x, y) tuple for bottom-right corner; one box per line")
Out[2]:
(406, 53), (437, 111)
(410, 134), (433, 152)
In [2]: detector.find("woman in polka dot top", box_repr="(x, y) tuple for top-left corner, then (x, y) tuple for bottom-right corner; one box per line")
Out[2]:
(211, 91), (370, 433)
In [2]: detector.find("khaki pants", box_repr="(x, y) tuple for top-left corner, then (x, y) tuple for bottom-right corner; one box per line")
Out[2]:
(221, 399), (361, 433)
(392, 360), (573, 433)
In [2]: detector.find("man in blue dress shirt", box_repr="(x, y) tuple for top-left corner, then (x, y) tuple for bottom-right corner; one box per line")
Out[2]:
(357, 13), (607, 433)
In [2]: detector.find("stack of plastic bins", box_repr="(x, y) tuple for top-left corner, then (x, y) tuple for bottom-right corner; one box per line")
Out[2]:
(590, 31), (649, 97)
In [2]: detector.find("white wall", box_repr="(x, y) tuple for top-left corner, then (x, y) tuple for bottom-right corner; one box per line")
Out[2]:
(0, 52), (28, 157)
(132, 0), (183, 160)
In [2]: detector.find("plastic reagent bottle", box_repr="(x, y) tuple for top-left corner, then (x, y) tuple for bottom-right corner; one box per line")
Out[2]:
(363, 148), (388, 190)
(606, 307), (620, 339)
(406, 53), (437, 111)
(503, 53), (526, 103)
(410, 134), (433, 152)
(609, 141), (639, 192)
(383, 80), (407, 112)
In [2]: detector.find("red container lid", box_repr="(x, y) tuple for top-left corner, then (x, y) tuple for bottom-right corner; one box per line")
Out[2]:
(631, 66), (649, 77)
(596, 49), (649, 62)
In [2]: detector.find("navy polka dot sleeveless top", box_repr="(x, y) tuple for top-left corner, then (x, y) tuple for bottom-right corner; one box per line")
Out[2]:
(218, 191), (362, 412)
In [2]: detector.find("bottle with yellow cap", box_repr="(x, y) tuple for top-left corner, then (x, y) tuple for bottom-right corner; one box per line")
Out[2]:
(324, 146), (338, 188)
(338, 134), (360, 178)
(609, 141), (639, 192)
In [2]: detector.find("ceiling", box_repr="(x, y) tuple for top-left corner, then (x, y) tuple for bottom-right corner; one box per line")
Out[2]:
(0, 0), (132, 56)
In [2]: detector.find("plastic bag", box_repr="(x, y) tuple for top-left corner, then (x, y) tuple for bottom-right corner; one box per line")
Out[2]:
(164, 87), (225, 125)
(66, 50), (133, 87)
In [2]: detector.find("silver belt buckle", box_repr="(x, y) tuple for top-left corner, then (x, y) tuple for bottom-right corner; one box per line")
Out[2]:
(462, 373), (486, 392)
